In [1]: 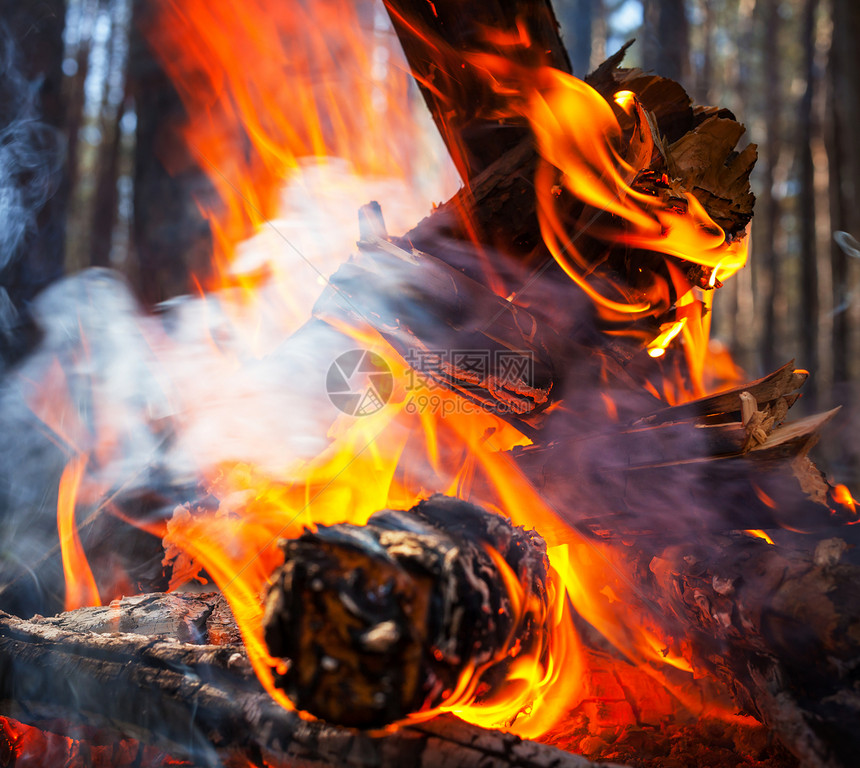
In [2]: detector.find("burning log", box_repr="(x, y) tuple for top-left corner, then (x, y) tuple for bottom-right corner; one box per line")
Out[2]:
(315, 230), (564, 430)
(0, 594), (617, 768)
(383, 0), (571, 182)
(514, 380), (848, 536)
(395, 44), (756, 329)
(262, 494), (553, 729)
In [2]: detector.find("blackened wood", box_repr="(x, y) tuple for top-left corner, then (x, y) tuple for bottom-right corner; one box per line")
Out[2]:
(646, 532), (860, 768)
(314, 235), (563, 429)
(383, 0), (571, 183)
(0, 593), (619, 768)
(264, 495), (551, 729)
(513, 405), (849, 536)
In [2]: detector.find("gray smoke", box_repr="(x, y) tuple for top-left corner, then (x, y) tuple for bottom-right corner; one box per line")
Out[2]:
(0, 30), (62, 326)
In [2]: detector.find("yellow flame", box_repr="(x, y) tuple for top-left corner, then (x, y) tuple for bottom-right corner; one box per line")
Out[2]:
(58, 454), (101, 611)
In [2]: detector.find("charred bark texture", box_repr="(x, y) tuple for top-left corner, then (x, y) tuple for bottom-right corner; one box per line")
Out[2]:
(0, 593), (617, 768)
(263, 495), (551, 729)
(647, 533), (860, 768)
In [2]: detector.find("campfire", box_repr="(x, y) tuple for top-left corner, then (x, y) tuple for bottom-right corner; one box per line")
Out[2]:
(1, 1), (858, 767)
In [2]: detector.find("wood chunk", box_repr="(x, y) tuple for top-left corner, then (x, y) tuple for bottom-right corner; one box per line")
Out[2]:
(667, 117), (757, 235)
(263, 495), (552, 729)
(512, 409), (848, 536)
(314, 236), (563, 428)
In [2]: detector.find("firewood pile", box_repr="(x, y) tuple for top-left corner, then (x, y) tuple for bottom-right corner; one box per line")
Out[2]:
(0, 1), (858, 767)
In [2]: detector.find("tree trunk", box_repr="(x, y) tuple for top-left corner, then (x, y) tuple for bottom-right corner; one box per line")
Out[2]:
(798, 0), (820, 409)
(759, 0), (783, 375)
(641, 0), (690, 84)
(89, 3), (130, 269)
(128, 0), (212, 305)
(557, 0), (594, 77)
(826, 0), (860, 481)
(0, 0), (68, 308)
(828, 0), (860, 386)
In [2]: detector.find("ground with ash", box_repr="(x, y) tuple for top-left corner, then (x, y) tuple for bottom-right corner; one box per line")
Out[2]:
(541, 650), (798, 767)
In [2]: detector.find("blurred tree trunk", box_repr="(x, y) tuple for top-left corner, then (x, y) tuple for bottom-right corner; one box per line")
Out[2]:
(0, 0), (68, 305)
(128, 0), (212, 305)
(558, 0), (594, 77)
(90, 95), (127, 268)
(760, 0), (782, 374)
(828, 0), (860, 390)
(89, 1), (130, 269)
(63, 0), (95, 230)
(589, 0), (606, 70)
(695, 0), (714, 103)
(641, 0), (690, 83)
(798, 0), (819, 408)
(725, 0), (757, 372)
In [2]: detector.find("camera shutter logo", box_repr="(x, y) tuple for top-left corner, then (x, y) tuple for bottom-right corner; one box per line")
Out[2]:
(326, 349), (393, 416)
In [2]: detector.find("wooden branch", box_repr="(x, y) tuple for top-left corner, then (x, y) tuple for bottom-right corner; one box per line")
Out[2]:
(0, 593), (623, 768)
(513, 406), (849, 536)
(383, 0), (571, 182)
(635, 361), (808, 426)
(263, 495), (551, 728)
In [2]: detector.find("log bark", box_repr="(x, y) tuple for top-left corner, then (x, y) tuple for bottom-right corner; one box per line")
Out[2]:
(0, 593), (624, 768)
(383, 0), (571, 183)
(263, 495), (552, 729)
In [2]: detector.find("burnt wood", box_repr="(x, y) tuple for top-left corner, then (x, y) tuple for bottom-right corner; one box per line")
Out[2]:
(382, 0), (571, 183)
(263, 495), (552, 729)
(645, 532), (860, 768)
(0, 592), (621, 768)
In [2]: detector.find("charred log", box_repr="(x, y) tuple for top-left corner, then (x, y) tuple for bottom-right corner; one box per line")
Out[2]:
(396, 47), (755, 314)
(0, 592), (618, 768)
(263, 495), (552, 729)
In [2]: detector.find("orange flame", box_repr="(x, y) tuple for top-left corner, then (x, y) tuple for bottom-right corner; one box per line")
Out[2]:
(58, 454), (101, 611)
(832, 484), (858, 520)
(116, 0), (752, 739)
(147, 0), (458, 340)
(457, 53), (747, 398)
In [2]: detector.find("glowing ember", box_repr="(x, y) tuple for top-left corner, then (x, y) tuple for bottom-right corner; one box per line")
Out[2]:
(832, 484), (858, 519)
(744, 529), (776, 545)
